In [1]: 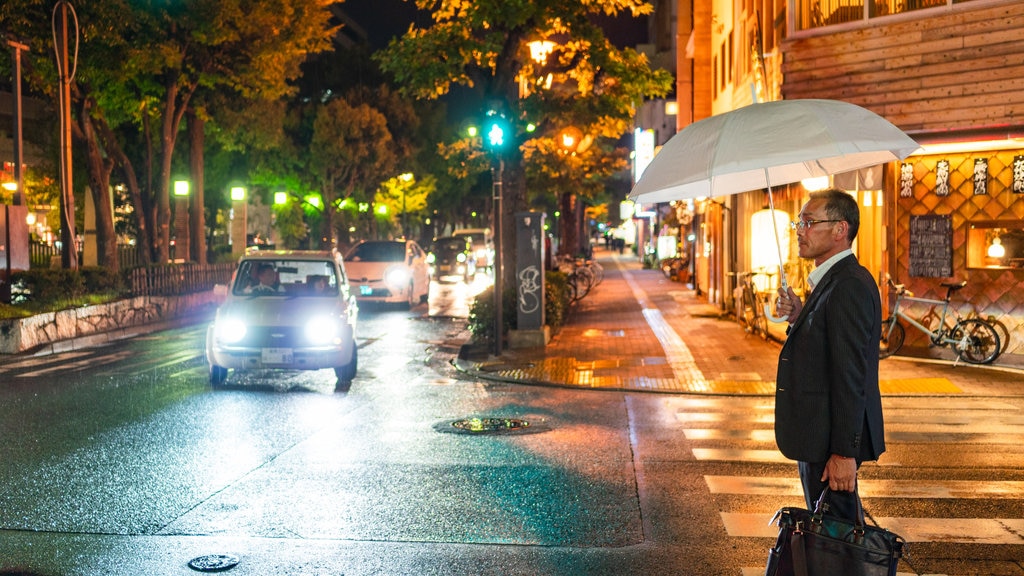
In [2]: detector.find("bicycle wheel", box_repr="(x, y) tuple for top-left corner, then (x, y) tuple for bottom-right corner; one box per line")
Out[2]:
(751, 293), (769, 340)
(741, 286), (760, 335)
(950, 319), (1001, 364)
(879, 317), (905, 359)
(567, 272), (582, 303)
(573, 268), (594, 299)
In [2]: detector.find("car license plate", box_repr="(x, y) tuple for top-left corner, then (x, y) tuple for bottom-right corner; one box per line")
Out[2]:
(360, 285), (373, 296)
(262, 348), (293, 363)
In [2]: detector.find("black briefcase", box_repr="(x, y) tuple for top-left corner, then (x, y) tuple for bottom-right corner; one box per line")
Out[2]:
(765, 488), (905, 576)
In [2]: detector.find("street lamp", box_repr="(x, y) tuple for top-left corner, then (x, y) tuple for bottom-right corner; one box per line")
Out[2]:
(400, 172), (413, 238)
(172, 180), (190, 262)
(229, 186), (246, 257)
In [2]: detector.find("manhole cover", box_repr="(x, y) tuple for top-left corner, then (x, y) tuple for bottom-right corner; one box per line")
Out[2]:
(189, 554), (240, 572)
(435, 417), (547, 435)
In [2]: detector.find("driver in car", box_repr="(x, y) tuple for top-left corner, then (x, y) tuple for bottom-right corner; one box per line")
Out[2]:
(246, 263), (281, 294)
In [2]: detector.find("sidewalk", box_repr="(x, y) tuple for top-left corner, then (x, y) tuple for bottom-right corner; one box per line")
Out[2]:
(455, 247), (1024, 397)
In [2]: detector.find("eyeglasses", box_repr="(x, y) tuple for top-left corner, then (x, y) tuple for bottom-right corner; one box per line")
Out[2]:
(790, 219), (843, 231)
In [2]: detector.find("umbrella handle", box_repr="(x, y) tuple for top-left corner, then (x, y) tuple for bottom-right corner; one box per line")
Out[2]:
(764, 276), (789, 323)
(764, 303), (789, 324)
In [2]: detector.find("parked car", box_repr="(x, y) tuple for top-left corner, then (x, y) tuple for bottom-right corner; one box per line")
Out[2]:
(428, 236), (477, 282)
(344, 240), (430, 307)
(452, 228), (494, 270)
(205, 250), (359, 389)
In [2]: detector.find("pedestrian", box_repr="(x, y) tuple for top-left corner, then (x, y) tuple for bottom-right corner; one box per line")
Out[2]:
(773, 188), (885, 522)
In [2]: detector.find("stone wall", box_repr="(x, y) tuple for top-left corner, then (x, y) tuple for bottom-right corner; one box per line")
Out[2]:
(0, 291), (222, 355)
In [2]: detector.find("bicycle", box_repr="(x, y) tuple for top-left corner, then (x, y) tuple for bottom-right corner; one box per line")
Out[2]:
(557, 256), (603, 303)
(880, 276), (1001, 365)
(732, 270), (769, 340)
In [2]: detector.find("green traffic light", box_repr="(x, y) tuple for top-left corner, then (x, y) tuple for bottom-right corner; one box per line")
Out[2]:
(486, 123), (505, 148)
(483, 110), (511, 151)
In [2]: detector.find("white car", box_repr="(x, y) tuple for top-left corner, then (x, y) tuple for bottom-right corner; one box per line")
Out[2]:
(344, 240), (431, 308)
(205, 250), (359, 389)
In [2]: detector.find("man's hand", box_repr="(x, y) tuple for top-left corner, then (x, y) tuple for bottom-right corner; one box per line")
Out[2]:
(821, 454), (857, 492)
(775, 286), (803, 320)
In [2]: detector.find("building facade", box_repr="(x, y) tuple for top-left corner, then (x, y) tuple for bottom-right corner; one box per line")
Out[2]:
(668, 0), (1024, 361)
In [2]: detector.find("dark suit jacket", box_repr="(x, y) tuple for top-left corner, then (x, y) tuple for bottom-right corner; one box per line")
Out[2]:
(775, 254), (886, 464)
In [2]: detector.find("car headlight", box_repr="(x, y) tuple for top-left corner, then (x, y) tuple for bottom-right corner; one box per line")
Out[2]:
(456, 253), (466, 263)
(305, 316), (341, 345)
(426, 253), (436, 264)
(215, 317), (247, 344)
(384, 266), (411, 288)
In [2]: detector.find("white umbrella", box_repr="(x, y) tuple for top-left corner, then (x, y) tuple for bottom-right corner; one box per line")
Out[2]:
(630, 99), (920, 203)
(629, 99), (919, 319)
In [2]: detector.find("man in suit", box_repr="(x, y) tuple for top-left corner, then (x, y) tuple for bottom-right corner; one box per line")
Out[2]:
(774, 188), (885, 521)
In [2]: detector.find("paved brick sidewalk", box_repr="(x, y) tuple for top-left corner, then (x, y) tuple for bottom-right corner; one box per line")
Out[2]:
(455, 247), (1024, 397)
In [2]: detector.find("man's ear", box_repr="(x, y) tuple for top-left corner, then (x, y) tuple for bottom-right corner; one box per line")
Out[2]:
(835, 222), (848, 239)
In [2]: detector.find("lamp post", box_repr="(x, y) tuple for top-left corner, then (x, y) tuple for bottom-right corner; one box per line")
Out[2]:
(229, 186), (246, 257)
(400, 172), (413, 238)
(173, 180), (190, 262)
(7, 39), (28, 207)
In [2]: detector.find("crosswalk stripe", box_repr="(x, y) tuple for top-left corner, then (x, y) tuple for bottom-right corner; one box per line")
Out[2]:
(682, 395), (1023, 572)
(745, 565), (929, 569)
(684, 427), (1023, 444)
(705, 475), (1024, 498)
(96, 349), (203, 376)
(693, 446), (1024, 468)
(722, 513), (1024, 544)
(0, 350), (93, 370)
(15, 350), (135, 377)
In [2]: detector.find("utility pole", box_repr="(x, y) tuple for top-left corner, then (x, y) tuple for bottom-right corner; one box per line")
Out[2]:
(54, 0), (78, 269)
(491, 159), (503, 357)
(7, 38), (28, 206)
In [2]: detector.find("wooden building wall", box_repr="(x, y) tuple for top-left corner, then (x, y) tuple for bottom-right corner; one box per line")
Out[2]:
(779, 0), (1024, 135)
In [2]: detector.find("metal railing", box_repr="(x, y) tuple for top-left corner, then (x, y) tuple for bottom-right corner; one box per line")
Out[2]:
(127, 263), (235, 296)
(27, 243), (235, 297)
(29, 243), (142, 270)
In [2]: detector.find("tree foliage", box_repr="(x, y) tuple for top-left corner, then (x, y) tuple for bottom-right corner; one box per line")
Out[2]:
(1, 0), (339, 265)
(375, 0), (672, 266)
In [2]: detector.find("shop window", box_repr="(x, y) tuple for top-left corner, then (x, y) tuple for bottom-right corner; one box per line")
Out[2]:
(967, 221), (1024, 270)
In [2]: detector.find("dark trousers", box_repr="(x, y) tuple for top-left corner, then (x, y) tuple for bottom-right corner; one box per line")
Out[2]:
(798, 460), (863, 523)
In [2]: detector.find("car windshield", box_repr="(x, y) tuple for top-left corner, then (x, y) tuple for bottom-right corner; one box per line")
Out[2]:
(232, 259), (339, 296)
(347, 242), (405, 262)
(434, 238), (466, 252)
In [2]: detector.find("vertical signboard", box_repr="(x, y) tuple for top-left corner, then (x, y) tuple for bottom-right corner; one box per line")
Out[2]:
(515, 212), (546, 331)
(908, 214), (952, 278)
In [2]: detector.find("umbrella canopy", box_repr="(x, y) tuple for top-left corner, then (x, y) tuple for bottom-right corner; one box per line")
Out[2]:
(629, 99), (920, 204)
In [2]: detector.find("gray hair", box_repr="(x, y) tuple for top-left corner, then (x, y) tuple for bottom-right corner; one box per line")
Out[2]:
(809, 188), (860, 242)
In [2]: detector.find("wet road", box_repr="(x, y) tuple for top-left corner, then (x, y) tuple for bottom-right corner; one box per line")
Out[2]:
(0, 278), (1021, 575)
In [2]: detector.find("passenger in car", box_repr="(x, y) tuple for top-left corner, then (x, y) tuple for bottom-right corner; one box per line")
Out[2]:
(307, 275), (329, 294)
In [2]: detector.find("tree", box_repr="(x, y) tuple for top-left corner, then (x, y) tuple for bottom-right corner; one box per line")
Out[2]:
(375, 173), (435, 240)
(1, 0), (339, 265)
(376, 0), (672, 285)
(309, 97), (397, 247)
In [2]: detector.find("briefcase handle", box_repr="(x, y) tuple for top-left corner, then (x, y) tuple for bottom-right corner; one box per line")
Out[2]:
(813, 487), (866, 527)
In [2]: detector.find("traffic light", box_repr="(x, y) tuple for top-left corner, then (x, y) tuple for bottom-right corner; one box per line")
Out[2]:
(482, 110), (512, 152)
